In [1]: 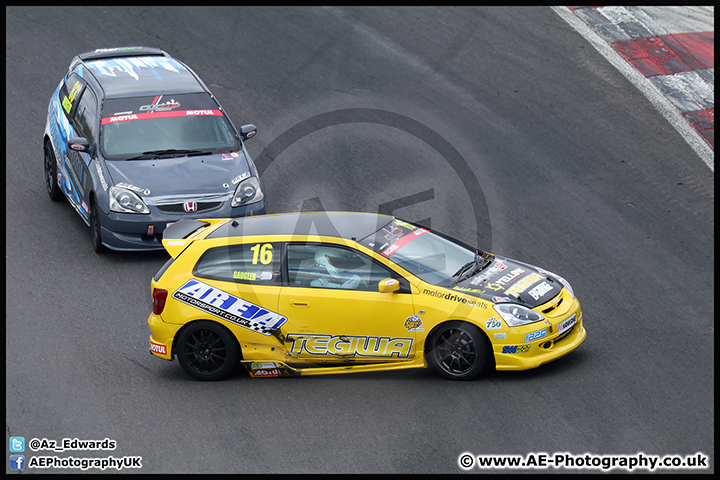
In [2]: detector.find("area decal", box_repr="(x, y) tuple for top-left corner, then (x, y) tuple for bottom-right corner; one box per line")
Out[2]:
(286, 333), (413, 358)
(173, 279), (287, 335)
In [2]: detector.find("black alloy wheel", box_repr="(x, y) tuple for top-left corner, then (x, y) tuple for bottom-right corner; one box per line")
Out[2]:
(44, 143), (63, 201)
(176, 321), (239, 381)
(428, 321), (491, 380)
(90, 197), (106, 253)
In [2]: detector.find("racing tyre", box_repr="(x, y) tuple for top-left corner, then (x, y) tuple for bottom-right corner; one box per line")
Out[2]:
(44, 143), (63, 201)
(176, 321), (239, 381)
(90, 197), (106, 253)
(427, 321), (491, 380)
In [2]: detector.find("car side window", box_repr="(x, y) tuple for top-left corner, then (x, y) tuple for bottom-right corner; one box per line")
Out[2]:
(75, 87), (98, 146)
(193, 243), (282, 285)
(58, 73), (85, 120)
(286, 244), (394, 291)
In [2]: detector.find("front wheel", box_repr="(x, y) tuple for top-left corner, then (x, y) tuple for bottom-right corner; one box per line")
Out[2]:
(90, 197), (106, 253)
(176, 321), (239, 381)
(427, 322), (492, 380)
(44, 143), (63, 201)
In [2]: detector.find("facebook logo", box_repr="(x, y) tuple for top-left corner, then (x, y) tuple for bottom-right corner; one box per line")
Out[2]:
(9, 437), (24, 452)
(9, 455), (25, 471)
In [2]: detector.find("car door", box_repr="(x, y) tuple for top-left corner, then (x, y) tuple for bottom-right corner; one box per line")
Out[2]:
(68, 85), (99, 220)
(278, 242), (417, 365)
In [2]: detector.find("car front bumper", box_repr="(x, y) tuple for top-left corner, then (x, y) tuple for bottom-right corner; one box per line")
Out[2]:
(100, 199), (267, 251)
(493, 291), (586, 371)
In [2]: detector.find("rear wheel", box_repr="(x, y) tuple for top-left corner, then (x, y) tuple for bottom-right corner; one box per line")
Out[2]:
(44, 143), (63, 201)
(427, 321), (491, 380)
(176, 321), (239, 381)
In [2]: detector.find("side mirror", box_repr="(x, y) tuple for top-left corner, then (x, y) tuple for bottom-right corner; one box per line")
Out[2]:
(240, 124), (257, 141)
(68, 137), (94, 155)
(378, 278), (400, 294)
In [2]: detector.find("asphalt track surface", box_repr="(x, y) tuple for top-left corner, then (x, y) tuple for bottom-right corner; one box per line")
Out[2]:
(5, 7), (714, 474)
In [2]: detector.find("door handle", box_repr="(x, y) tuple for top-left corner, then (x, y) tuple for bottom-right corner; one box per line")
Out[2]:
(289, 299), (310, 308)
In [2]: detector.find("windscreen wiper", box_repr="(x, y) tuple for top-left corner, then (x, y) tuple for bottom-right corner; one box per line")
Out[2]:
(451, 251), (492, 283)
(126, 149), (212, 160)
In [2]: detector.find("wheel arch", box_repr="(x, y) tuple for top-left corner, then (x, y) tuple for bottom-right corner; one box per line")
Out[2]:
(172, 318), (244, 360)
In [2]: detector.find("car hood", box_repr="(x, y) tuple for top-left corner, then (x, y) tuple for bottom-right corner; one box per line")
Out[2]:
(451, 256), (564, 309)
(103, 151), (251, 199)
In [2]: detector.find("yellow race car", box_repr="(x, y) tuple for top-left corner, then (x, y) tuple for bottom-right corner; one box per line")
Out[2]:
(148, 212), (585, 381)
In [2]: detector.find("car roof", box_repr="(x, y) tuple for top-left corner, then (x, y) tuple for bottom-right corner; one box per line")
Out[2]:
(206, 212), (396, 242)
(75, 47), (207, 98)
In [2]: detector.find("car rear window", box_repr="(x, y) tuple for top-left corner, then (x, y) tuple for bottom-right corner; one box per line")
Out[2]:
(193, 243), (282, 285)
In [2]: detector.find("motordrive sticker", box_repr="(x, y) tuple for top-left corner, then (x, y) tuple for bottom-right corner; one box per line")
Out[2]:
(172, 279), (286, 335)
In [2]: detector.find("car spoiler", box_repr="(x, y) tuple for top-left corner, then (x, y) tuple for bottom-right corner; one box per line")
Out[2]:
(161, 218), (224, 259)
(77, 46), (169, 62)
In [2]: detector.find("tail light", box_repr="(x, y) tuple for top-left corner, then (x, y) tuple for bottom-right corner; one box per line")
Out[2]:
(152, 288), (168, 314)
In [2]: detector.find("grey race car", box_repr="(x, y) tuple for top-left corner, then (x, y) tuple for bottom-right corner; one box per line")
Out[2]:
(43, 46), (267, 252)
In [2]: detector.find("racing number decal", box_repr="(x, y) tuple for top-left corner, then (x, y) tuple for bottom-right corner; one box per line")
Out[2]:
(250, 244), (273, 265)
(62, 81), (82, 114)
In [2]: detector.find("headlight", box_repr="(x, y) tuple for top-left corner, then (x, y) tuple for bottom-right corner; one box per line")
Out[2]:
(231, 176), (263, 207)
(109, 186), (150, 214)
(493, 303), (544, 327)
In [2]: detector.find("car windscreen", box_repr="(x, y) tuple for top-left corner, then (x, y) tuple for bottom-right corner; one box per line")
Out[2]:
(359, 219), (477, 286)
(100, 93), (241, 158)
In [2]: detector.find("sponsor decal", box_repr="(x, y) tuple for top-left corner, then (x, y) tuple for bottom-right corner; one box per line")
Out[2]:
(469, 260), (507, 285)
(287, 333), (413, 358)
(231, 173), (251, 184)
(494, 332), (507, 340)
(494, 268), (526, 286)
(101, 109), (223, 124)
(485, 317), (502, 330)
(150, 341), (167, 355)
(172, 279), (287, 335)
(453, 286), (486, 295)
(505, 272), (544, 298)
(232, 271), (272, 282)
(381, 228), (429, 258)
(116, 182), (148, 195)
(95, 163), (108, 191)
(166, 240), (186, 246)
(252, 368), (283, 377)
(251, 362), (278, 369)
(492, 296), (512, 303)
(502, 344), (531, 354)
(557, 314), (577, 335)
(140, 95), (180, 113)
(422, 289), (488, 308)
(404, 314), (424, 332)
(528, 281), (553, 301)
(525, 328), (547, 343)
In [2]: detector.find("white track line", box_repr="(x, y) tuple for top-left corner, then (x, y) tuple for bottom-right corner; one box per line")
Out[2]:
(552, 6), (714, 171)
